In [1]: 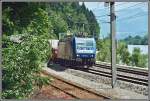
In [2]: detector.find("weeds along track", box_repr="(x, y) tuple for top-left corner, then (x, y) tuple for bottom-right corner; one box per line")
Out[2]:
(42, 70), (111, 100)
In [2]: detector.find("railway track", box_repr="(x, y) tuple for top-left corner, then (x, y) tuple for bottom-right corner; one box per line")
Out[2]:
(42, 70), (111, 100)
(88, 68), (148, 86)
(95, 63), (148, 76)
(64, 63), (148, 86)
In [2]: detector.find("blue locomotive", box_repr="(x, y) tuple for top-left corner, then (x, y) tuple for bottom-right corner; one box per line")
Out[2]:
(49, 35), (96, 67)
(73, 37), (96, 63)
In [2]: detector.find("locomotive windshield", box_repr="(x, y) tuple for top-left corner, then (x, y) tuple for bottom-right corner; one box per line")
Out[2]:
(86, 41), (93, 47)
(76, 41), (93, 47)
(75, 37), (96, 54)
(77, 42), (85, 46)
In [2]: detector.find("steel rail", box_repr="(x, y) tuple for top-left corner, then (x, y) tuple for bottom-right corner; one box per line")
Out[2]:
(67, 65), (148, 86)
(88, 68), (148, 86)
(95, 64), (148, 76)
(50, 83), (80, 99)
(50, 62), (148, 86)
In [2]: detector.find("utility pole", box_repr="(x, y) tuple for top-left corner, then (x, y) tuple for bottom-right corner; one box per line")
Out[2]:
(110, 2), (117, 88)
(148, 0), (150, 100)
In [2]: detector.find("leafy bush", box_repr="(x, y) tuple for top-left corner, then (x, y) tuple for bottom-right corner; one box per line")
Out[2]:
(2, 34), (52, 99)
(96, 39), (111, 62)
(2, 24), (53, 99)
(131, 48), (148, 68)
(117, 42), (131, 65)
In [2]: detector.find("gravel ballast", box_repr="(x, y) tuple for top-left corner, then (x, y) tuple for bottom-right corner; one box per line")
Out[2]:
(43, 64), (148, 99)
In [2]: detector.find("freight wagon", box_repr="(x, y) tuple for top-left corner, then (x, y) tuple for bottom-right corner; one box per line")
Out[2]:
(48, 35), (96, 67)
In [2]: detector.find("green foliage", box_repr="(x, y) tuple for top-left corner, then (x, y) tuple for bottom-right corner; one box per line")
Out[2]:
(2, 34), (52, 99)
(117, 42), (131, 65)
(43, 2), (100, 38)
(35, 76), (52, 89)
(27, 8), (53, 36)
(2, 7), (15, 35)
(131, 48), (140, 66)
(96, 39), (111, 62)
(49, 11), (68, 38)
(131, 48), (147, 67)
(96, 38), (147, 68)
(122, 34), (148, 45)
(2, 3), (54, 99)
(3, 2), (100, 38)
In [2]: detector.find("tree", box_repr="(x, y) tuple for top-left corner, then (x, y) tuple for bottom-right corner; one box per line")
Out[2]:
(96, 39), (111, 62)
(49, 11), (68, 38)
(122, 34), (148, 45)
(141, 34), (148, 45)
(131, 48), (147, 68)
(117, 42), (131, 65)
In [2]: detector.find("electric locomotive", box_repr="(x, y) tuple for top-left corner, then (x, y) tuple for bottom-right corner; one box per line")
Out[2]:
(48, 34), (96, 67)
(72, 37), (96, 66)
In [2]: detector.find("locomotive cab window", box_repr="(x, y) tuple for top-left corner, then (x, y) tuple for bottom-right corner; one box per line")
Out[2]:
(77, 43), (85, 46)
(86, 41), (93, 47)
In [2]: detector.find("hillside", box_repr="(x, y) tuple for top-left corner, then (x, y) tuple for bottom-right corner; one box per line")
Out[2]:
(2, 2), (100, 39)
(120, 34), (148, 45)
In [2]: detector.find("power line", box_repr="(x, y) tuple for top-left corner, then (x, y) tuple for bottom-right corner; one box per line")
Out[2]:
(117, 12), (147, 21)
(93, 3), (128, 18)
(115, 2), (145, 13)
(95, 14), (110, 18)
(97, 19), (110, 23)
(117, 14), (147, 21)
(95, 2), (145, 19)
(92, 2), (128, 11)
(96, 11), (147, 24)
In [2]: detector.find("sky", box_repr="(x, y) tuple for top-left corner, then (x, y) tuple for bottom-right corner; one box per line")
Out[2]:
(79, 2), (148, 39)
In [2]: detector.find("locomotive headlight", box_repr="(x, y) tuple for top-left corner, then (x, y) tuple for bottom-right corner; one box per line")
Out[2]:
(77, 54), (79, 57)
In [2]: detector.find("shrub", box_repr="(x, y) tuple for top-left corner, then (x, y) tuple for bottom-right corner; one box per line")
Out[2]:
(2, 34), (52, 99)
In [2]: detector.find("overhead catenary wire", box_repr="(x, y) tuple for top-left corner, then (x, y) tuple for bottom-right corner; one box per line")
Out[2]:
(115, 2), (144, 12)
(97, 13), (147, 23)
(92, 2), (128, 11)
(96, 2), (147, 40)
(93, 3), (129, 18)
(117, 12), (147, 21)
(94, 2), (146, 19)
(96, 11), (147, 24)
